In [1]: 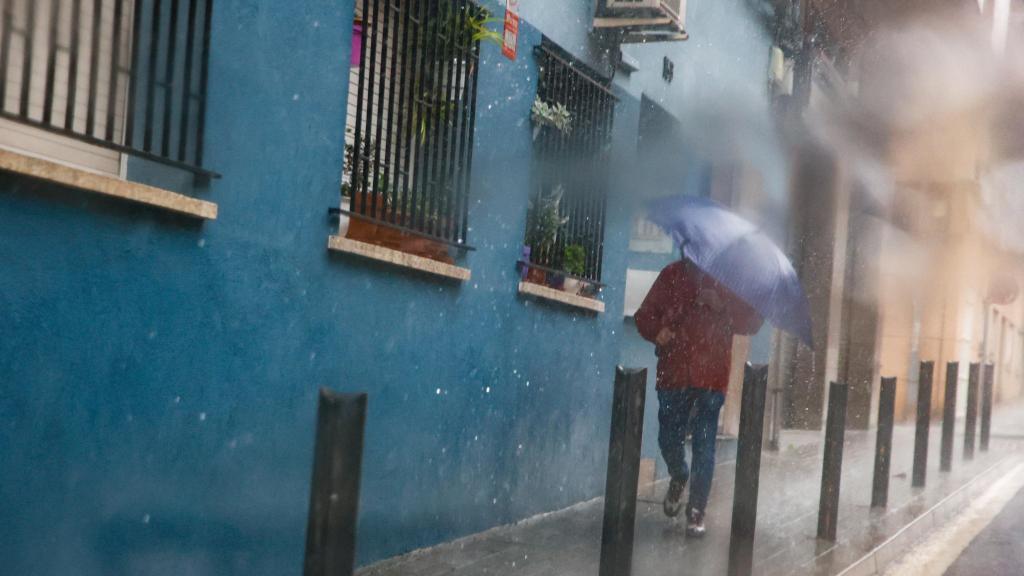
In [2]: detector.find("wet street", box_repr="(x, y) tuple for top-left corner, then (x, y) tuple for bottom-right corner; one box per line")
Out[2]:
(358, 404), (1024, 576)
(943, 485), (1024, 576)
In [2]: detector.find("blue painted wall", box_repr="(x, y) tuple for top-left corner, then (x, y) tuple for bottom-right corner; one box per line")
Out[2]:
(0, 1), (650, 573)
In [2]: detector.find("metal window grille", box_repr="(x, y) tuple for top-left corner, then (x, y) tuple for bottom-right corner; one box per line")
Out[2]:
(528, 41), (616, 283)
(344, 0), (483, 250)
(0, 0), (216, 177)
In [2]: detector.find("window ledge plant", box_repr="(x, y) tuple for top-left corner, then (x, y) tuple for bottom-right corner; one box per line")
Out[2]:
(531, 98), (572, 139)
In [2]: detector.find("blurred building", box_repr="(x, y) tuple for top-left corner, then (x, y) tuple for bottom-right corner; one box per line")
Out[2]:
(773, 0), (1024, 431)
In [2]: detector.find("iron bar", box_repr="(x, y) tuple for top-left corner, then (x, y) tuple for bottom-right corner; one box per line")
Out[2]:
(431, 0), (456, 239)
(192, 0), (211, 167)
(0, 0), (13, 109)
(43, 0), (61, 125)
(19, 0), (37, 118)
(593, 93), (606, 280)
(105, 0), (125, 141)
(449, 0), (470, 243)
(176, 0), (197, 160)
(86, 0), (103, 135)
(438, 0), (460, 241)
(124, 0), (144, 147)
(458, 14), (479, 245)
(403, 0), (428, 232)
(142, 0), (162, 151)
(443, 0), (466, 242)
(368, 0), (388, 221)
(160, 0), (179, 156)
(419, 0), (444, 235)
(381, 0), (400, 225)
(350, 0), (370, 225)
(395, 0), (418, 230)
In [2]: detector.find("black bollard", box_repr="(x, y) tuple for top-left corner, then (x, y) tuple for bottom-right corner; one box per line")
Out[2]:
(912, 362), (934, 488)
(728, 364), (769, 576)
(304, 389), (368, 576)
(940, 362), (959, 473)
(599, 367), (647, 576)
(871, 377), (897, 508)
(981, 363), (994, 452)
(817, 381), (848, 542)
(964, 363), (980, 460)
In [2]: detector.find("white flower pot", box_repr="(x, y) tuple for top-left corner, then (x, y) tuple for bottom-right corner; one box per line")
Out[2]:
(338, 196), (351, 236)
(563, 278), (582, 295)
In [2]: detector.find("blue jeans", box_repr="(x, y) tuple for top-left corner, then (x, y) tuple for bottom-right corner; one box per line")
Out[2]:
(657, 387), (725, 513)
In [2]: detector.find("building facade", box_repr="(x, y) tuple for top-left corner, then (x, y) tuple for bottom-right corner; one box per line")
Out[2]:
(0, 0), (787, 573)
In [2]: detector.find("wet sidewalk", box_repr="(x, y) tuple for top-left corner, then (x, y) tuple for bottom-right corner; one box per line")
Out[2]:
(358, 404), (1024, 576)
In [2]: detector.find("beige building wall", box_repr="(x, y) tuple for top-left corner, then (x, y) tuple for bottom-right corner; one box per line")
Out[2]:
(873, 111), (1024, 421)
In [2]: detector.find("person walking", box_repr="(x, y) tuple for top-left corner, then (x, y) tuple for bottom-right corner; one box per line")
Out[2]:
(635, 257), (763, 537)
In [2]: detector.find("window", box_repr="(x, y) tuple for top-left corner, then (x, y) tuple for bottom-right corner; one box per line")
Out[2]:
(523, 41), (615, 290)
(340, 0), (484, 262)
(629, 214), (672, 254)
(0, 0), (215, 178)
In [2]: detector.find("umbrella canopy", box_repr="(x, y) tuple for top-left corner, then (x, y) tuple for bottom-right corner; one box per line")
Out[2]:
(647, 195), (813, 346)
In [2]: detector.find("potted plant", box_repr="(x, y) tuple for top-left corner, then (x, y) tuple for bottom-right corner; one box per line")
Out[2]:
(531, 98), (572, 140)
(338, 131), (361, 237)
(524, 184), (573, 282)
(524, 185), (568, 284)
(344, 151), (453, 264)
(562, 244), (586, 295)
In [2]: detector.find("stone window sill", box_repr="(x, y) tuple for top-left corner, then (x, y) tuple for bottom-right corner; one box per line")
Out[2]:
(327, 235), (471, 281)
(518, 281), (605, 313)
(0, 148), (217, 219)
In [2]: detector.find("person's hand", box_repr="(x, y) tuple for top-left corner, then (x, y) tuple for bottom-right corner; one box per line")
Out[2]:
(655, 327), (675, 346)
(696, 288), (725, 312)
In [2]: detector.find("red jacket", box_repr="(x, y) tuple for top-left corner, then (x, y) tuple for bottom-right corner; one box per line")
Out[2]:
(635, 260), (763, 392)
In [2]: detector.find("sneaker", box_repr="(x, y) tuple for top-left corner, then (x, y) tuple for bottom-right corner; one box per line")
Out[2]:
(685, 506), (706, 538)
(663, 477), (687, 518)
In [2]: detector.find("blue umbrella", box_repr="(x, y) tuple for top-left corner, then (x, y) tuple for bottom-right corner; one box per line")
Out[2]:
(647, 194), (813, 346)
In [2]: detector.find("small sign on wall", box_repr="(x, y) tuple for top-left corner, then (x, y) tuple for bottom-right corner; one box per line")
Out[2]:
(623, 268), (661, 317)
(502, 0), (519, 60)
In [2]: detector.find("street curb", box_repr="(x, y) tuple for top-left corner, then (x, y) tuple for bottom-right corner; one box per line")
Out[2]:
(836, 455), (1018, 576)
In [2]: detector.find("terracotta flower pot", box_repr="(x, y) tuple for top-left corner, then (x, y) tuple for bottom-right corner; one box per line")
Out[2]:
(345, 202), (454, 264)
(526, 266), (547, 285)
